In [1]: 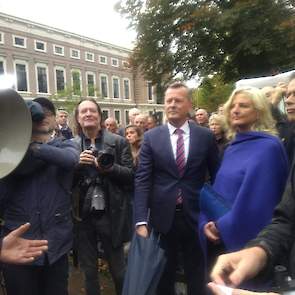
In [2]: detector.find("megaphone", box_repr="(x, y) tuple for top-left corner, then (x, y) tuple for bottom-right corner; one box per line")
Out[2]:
(0, 89), (32, 179)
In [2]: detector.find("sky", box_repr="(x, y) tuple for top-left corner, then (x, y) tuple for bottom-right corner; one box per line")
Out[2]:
(0, 0), (137, 49)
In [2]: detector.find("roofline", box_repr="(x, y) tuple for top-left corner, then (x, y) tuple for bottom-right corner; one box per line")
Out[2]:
(0, 11), (133, 53)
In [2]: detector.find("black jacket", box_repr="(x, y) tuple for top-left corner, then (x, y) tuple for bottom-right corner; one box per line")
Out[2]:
(248, 156), (295, 277)
(72, 129), (134, 248)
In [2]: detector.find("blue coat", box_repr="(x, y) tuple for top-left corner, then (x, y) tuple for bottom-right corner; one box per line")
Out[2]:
(134, 122), (219, 233)
(199, 131), (289, 252)
(0, 138), (79, 265)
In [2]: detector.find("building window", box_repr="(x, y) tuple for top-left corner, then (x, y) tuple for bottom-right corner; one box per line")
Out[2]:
(87, 73), (95, 97)
(13, 35), (26, 48)
(70, 48), (80, 59)
(35, 40), (46, 52)
(100, 74), (108, 98)
(85, 52), (94, 62)
(15, 61), (28, 92)
(123, 79), (130, 100)
(36, 64), (48, 94)
(99, 55), (107, 65)
(0, 59), (5, 75)
(55, 67), (65, 92)
(0, 32), (4, 44)
(122, 60), (131, 69)
(147, 81), (153, 101)
(53, 44), (64, 56)
(125, 110), (130, 125)
(112, 77), (120, 99)
(102, 110), (109, 121)
(72, 70), (81, 95)
(111, 58), (119, 67)
(114, 110), (121, 124)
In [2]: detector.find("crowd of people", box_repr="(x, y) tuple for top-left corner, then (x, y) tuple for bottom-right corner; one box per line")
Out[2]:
(1, 75), (295, 295)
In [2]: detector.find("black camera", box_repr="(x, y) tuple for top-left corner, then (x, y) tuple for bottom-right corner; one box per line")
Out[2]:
(88, 146), (114, 170)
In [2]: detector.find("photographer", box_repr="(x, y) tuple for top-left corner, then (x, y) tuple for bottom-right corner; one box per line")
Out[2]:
(0, 97), (79, 295)
(72, 98), (134, 295)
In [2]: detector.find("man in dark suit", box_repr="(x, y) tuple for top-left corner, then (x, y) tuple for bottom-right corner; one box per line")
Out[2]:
(134, 82), (219, 295)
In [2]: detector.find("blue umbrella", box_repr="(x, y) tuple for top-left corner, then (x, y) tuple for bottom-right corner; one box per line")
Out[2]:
(122, 231), (167, 295)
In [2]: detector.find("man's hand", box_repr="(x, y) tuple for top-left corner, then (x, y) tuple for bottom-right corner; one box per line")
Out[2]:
(1, 223), (48, 264)
(210, 247), (268, 287)
(79, 150), (96, 166)
(204, 221), (220, 243)
(208, 282), (278, 295)
(136, 225), (149, 238)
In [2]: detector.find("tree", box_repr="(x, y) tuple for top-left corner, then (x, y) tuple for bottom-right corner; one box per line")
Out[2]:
(117, 0), (295, 87)
(193, 75), (234, 112)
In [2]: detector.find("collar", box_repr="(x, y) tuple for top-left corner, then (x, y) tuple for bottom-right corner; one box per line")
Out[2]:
(167, 121), (189, 135)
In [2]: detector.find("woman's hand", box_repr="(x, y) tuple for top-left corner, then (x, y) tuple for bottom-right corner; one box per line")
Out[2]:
(204, 221), (220, 242)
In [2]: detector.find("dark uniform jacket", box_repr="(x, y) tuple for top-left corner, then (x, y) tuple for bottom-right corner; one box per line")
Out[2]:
(0, 138), (79, 265)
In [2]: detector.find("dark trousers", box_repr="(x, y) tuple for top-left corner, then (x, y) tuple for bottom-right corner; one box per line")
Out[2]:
(77, 213), (125, 295)
(157, 210), (206, 295)
(2, 254), (69, 295)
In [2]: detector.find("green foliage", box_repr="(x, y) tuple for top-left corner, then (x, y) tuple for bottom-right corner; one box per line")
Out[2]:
(117, 0), (295, 86)
(193, 75), (234, 112)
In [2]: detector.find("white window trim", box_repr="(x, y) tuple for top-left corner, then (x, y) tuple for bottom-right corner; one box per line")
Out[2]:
(0, 32), (4, 45)
(14, 59), (30, 93)
(112, 76), (120, 99)
(85, 52), (94, 62)
(147, 81), (154, 101)
(34, 40), (47, 52)
(54, 66), (66, 93)
(111, 58), (119, 67)
(123, 78), (131, 100)
(71, 69), (82, 95)
(53, 44), (65, 56)
(100, 73), (109, 99)
(114, 109), (121, 124)
(35, 63), (50, 94)
(99, 55), (108, 65)
(86, 71), (96, 97)
(13, 35), (27, 48)
(70, 48), (80, 59)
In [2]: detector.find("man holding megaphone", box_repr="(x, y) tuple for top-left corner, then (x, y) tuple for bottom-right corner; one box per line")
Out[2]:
(0, 94), (79, 295)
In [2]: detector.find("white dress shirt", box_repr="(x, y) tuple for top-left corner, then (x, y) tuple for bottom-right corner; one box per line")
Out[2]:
(167, 121), (190, 163)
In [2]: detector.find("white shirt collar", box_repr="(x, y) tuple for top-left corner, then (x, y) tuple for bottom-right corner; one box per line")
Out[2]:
(167, 121), (190, 136)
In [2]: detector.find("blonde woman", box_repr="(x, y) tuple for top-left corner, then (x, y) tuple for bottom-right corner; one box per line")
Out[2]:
(200, 87), (289, 274)
(209, 114), (228, 158)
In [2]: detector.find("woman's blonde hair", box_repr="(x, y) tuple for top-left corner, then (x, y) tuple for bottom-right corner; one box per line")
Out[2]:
(223, 87), (277, 140)
(209, 114), (227, 134)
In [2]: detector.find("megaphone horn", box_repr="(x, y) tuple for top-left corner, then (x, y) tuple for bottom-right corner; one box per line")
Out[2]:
(0, 89), (32, 179)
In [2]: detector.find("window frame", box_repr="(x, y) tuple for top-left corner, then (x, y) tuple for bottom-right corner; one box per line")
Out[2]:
(111, 58), (119, 67)
(54, 66), (66, 93)
(70, 48), (80, 60)
(13, 35), (27, 48)
(35, 63), (49, 94)
(14, 60), (30, 93)
(34, 40), (47, 52)
(100, 73), (109, 99)
(0, 32), (4, 45)
(53, 44), (65, 56)
(123, 78), (131, 100)
(112, 76), (120, 99)
(85, 51), (94, 62)
(99, 55), (108, 65)
(71, 69), (82, 96)
(86, 71), (96, 97)
(114, 109), (121, 125)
